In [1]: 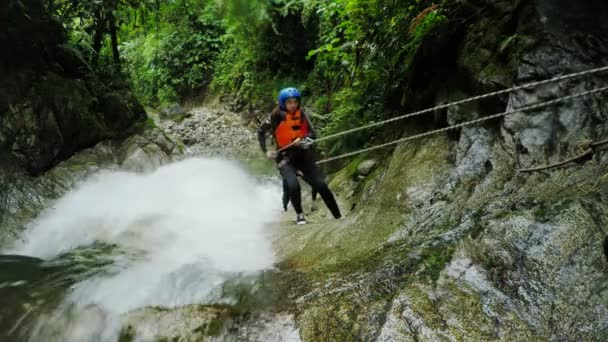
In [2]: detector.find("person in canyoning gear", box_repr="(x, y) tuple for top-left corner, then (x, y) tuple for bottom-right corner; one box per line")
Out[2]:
(282, 172), (318, 213)
(258, 87), (341, 225)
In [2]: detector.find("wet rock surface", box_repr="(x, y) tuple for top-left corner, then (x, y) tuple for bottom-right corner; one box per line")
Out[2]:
(3, 0), (608, 340)
(0, 128), (175, 246)
(158, 105), (259, 158)
(0, 0), (147, 176)
(271, 0), (608, 340)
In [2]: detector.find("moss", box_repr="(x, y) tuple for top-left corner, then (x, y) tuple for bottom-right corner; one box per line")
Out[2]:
(168, 113), (190, 123)
(418, 245), (456, 283)
(532, 203), (553, 223)
(468, 208), (490, 240)
(118, 325), (136, 342)
(299, 299), (361, 341)
(205, 315), (225, 336)
(189, 304), (242, 337)
(145, 117), (158, 129)
(403, 285), (446, 331)
(440, 282), (497, 340)
(146, 305), (171, 313)
(458, 19), (521, 87)
(343, 156), (367, 179)
(275, 136), (453, 278)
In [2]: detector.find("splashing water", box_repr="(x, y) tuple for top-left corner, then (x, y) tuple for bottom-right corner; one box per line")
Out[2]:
(5, 158), (281, 340)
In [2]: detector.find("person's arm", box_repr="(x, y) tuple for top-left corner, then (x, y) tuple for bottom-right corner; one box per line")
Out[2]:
(302, 110), (317, 140)
(257, 118), (272, 153)
(258, 112), (280, 153)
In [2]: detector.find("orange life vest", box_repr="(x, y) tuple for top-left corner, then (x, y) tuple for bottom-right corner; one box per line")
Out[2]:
(274, 109), (309, 148)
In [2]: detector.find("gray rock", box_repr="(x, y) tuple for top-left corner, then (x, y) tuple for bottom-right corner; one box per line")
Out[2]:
(356, 160), (377, 177)
(154, 134), (176, 155)
(121, 144), (170, 173)
(0, 72), (145, 175)
(158, 104), (190, 122)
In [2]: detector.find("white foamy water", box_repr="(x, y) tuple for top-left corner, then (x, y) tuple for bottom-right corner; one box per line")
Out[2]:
(6, 158), (282, 340)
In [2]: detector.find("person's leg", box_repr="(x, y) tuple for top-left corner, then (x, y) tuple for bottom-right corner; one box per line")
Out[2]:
(279, 162), (303, 215)
(282, 178), (290, 212)
(297, 170), (317, 210)
(310, 186), (319, 212)
(299, 159), (341, 219)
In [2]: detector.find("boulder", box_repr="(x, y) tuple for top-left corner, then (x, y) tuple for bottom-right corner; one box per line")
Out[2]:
(356, 159), (378, 177)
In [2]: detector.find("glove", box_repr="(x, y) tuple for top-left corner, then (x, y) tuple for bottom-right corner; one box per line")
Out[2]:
(300, 137), (315, 149)
(266, 150), (277, 160)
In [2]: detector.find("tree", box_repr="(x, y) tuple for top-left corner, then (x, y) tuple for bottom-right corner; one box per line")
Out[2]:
(46, 0), (149, 72)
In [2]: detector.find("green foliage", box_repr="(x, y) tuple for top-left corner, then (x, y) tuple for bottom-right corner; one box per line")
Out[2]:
(41, 0), (450, 135)
(217, 0), (270, 38)
(304, 1), (447, 139)
(403, 9), (448, 69)
(205, 0), (449, 158)
(121, 34), (167, 103)
(120, 0), (224, 105)
(210, 0), (315, 111)
(210, 35), (257, 100)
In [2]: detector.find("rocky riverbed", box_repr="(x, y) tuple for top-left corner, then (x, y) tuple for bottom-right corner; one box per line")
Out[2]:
(2, 0), (608, 340)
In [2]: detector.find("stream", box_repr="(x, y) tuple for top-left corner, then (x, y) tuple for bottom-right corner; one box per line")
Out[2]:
(0, 157), (283, 341)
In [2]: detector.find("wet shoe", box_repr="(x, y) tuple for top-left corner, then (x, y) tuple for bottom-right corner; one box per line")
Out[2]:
(296, 213), (307, 225)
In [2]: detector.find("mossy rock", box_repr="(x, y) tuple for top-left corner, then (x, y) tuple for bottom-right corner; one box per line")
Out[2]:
(98, 91), (147, 132)
(54, 44), (92, 77)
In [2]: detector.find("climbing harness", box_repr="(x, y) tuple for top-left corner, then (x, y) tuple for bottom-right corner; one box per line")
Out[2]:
(297, 65), (608, 165)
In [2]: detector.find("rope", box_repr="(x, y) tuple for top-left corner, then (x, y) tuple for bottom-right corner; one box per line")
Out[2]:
(316, 86), (608, 164)
(592, 138), (608, 148)
(518, 149), (593, 173)
(314, 65), (608, 144)
(278, 138), (301, 152)
(518, 138), (608, 173)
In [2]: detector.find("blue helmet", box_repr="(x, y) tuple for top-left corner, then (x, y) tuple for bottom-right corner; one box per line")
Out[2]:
(278, 87), (301, 110)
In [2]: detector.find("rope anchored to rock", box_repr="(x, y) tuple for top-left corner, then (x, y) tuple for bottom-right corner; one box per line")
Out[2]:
(314, 65), (608, 144)
(300, 65), (608, 165)
(314, 85), (608, 164)
(518, 138), (608, 173)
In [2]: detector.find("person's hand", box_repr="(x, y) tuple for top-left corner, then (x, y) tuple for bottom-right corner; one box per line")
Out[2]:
(301, 137), (314, 149)
(266, 150), (277, 160)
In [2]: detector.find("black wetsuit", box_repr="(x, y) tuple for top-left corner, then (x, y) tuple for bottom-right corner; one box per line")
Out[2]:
(283, 175), (318, 211)
(258, 110), (341, 219)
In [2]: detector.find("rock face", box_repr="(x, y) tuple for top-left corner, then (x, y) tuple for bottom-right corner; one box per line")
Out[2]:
(159, 106), (257, 153)
(0, 128), (175, 246)
(0, 0), (146, 176)
(356, 160), (378, 177)
(101, 2), (608, 339)
(158, 104), (190, 122)
(271, 0), (608, 340)
(121, 307), (300, 342)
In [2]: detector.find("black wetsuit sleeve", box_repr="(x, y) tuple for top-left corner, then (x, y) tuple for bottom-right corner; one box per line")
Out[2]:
(302, 111), (317, 140)
(257, 118), (272, 153)
(258, 113), (281, 153)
